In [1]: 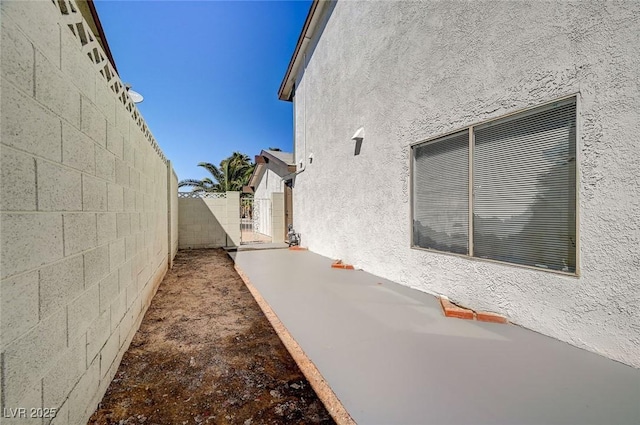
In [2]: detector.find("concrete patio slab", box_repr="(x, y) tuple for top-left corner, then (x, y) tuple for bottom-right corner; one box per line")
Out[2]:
(230, 248), (640, 425)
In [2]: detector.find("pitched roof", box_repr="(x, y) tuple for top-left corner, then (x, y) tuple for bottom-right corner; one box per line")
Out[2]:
(245, 150), (296, 191)
(264, 150), (294, 166)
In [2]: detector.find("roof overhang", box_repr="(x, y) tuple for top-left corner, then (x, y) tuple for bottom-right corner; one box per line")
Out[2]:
(247, 150), (296, 189)
(277, 0), (330, 102)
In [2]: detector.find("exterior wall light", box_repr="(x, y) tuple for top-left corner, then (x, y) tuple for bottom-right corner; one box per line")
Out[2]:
(351, 127), (364, 141)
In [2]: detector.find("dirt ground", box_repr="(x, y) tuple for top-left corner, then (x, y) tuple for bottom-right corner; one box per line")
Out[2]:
(89, 249), (335, 425)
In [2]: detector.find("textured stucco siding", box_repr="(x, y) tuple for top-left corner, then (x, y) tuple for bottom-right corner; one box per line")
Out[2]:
(0, 1), (177, 423)
(254, 168), (285, 200)
(292, 1), (640, 367)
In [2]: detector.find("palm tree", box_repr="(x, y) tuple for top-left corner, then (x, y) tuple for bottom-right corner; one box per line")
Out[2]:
(179, 152), (255, 193)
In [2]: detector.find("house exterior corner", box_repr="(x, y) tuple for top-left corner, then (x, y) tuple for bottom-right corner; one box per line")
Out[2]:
(284, 0), (640, 368)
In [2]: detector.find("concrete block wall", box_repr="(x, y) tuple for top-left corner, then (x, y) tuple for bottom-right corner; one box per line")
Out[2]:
(168, 163), (179, 268)
(178, 192), (240, 249)
(0, 1), (178, 423)
(271, 192), (285, 243)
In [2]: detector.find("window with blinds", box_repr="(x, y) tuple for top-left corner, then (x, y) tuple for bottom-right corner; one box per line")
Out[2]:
(411, 97), (577, 273)
(413, 131), (469, 254)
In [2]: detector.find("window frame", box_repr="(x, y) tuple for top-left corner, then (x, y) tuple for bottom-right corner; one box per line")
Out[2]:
(409, 94), (580, 277)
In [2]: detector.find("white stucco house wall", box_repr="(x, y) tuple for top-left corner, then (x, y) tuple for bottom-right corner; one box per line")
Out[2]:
(278, 1), (640, 368)
(245, 149), (295, 238)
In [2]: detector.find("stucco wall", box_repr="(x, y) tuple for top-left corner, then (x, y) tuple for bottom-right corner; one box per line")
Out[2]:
(0, 1), (178, 423)
(178, 192), (240, 249)
(254, 168), (285, 237)
(254, 168), (285, 200)
(292, 1), (640, 367)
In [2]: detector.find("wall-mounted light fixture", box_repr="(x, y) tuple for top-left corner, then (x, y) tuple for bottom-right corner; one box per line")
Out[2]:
(352, 127), (364, 156)
(308, 153), (314, 164)
(351, 127), (364, 141)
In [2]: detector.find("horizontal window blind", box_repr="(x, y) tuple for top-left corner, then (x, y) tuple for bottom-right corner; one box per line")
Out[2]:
(413, 131), (469, 254)
(473, 99), (576, 272)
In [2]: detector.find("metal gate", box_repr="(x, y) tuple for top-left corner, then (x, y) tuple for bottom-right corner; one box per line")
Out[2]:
(240, 197), (272, 244)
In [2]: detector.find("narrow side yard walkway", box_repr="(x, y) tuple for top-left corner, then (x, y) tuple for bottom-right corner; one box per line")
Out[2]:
(89, 249), (334, 425)
(231, 248), (640, 425)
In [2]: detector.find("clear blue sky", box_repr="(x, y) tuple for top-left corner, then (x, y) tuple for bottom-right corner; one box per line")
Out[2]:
(94, 0), (312, 182)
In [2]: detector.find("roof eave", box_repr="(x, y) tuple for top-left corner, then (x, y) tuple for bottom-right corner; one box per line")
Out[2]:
(261, 150), (295, 167)
(277, 0), (329, 102)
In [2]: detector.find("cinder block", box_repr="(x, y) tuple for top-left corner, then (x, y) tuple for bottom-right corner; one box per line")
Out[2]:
(124, 235), (136, 260)
(135, 191), (144, 212)
(60, 23), (95, 101)
(106, 122), (123, 159)
(95, 75), (116, 124)
(139, 174), (148, 194)
(42, 335), (86, 411)
(80, 96), (106, 146)
(2, 308), (66, 407)
(130, 168), (140, 192)
(136, 233), (146, 257)
(109, 238), (125, 272)
(136, 264), (150, 290)
(86, 310), (110, 364)
(133, 147), (143, 170)
(39, 255), (84, 318)
(0, 270), (39, 347)
(110, 290), (127, 332)
(124, 187), (135, 212)
(84, 244), (109, 288)
(116, 212), (130, 239)
(1, 379), (42, 425)
(99, 271), (119, 313)
(118, 260), (132, 295)
(1, 80), (62, 162)
(0, 146), (37, 211)
(68, 284), (99, 342)
(118, 306), (135, 348)
(130, 212), (140, 234)
(50, 399), (69, 425)
(62, 122), (95, 174)
(0, 0), (61, 67)
(1, 16), (34, 95)
(0, 213), (63, 279)
(63, 213), (97, 255)
(37, 159), (82, 212)
(122, 133), (134, 167)
(126, 260), (141, 300)
(35, 51), (80, 128)
(66, 357), (100, 425)
(107, 183), (123, 212)
(100, 328), (120, 378)
(82, 174), (107, 212)
(114, 106), (130, 145)
(95, 145), (115, 182)
(114, 158), (129, 187)
(96, 212), (117, 245)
